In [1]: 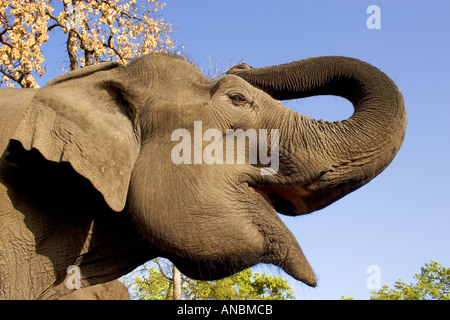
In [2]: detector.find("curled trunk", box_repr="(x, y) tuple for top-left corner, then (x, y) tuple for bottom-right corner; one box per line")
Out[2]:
(229, 56), (407, 213)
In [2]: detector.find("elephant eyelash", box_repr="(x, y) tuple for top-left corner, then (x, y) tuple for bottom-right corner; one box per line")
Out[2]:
(228, 93), (249, 106)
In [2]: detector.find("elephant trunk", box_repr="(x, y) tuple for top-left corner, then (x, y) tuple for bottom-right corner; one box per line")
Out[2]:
(229, 56), (407, 213)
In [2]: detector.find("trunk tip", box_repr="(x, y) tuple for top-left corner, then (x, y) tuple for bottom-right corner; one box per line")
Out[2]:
(273, 245), (318, 287)
(286, 263), (317, 287)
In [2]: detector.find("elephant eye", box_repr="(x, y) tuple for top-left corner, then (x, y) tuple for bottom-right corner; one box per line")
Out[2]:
(228, 93), (247, 106)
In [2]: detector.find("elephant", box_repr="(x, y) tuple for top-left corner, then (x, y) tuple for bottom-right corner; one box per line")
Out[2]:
(0, 53), (406, 299)
(57, 280), (129, 300)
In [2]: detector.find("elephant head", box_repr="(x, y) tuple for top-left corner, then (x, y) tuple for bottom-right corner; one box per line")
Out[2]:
(8, 53), (406, 289)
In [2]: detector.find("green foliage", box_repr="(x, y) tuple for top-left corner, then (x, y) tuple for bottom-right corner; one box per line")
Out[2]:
(182, 268), (295, 300)
(370, 261), (449, 300)
(124, 259), (295, 300)
(133, 265), (174, 300)
(340, 261), (449, 300)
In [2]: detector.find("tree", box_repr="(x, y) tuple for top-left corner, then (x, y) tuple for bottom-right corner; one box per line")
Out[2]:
(0, 0), (174, 88)
(122, 258), (296, 300)
(370, 261), (449, 300)
(341, 261), (450, 300)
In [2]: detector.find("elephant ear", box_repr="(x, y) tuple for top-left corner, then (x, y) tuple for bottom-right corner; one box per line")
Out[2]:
(11, 62), (140, 212)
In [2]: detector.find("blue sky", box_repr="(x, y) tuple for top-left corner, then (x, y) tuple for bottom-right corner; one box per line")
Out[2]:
(40, 1), (450, 299)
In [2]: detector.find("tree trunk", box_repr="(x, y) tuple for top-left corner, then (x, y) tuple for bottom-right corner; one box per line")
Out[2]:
(173, 265), (181, 300)
(67, 30), (78, 70)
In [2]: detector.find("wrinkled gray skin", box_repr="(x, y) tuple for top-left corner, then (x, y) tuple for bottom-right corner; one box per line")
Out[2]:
(58, 280), (129, 300)
(0, 54), (406, 299)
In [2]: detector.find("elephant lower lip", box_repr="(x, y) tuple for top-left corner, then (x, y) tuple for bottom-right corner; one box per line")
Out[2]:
(248, 185), (317, 287)
(169, 184), (317, 286)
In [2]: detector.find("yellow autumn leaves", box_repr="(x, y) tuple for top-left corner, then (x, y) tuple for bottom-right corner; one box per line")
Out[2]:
(0, 0), (51, 87)
(0, 0), (174, 88)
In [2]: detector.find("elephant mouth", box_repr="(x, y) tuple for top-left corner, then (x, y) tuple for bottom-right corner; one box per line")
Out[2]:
(163, 182), (318, 287)
(250, 183), (311, 216)
(251, 179), (352, 217)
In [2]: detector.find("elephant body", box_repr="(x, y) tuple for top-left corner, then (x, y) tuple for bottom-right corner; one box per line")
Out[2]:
(57, 280), (130, 300)
(0, 90), (153, 299)
(0, 131), (153, 299)
(0, 53), (406, 299)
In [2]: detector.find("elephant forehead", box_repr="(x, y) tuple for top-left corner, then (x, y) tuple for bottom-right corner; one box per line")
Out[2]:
(215, 74), (257, 90)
